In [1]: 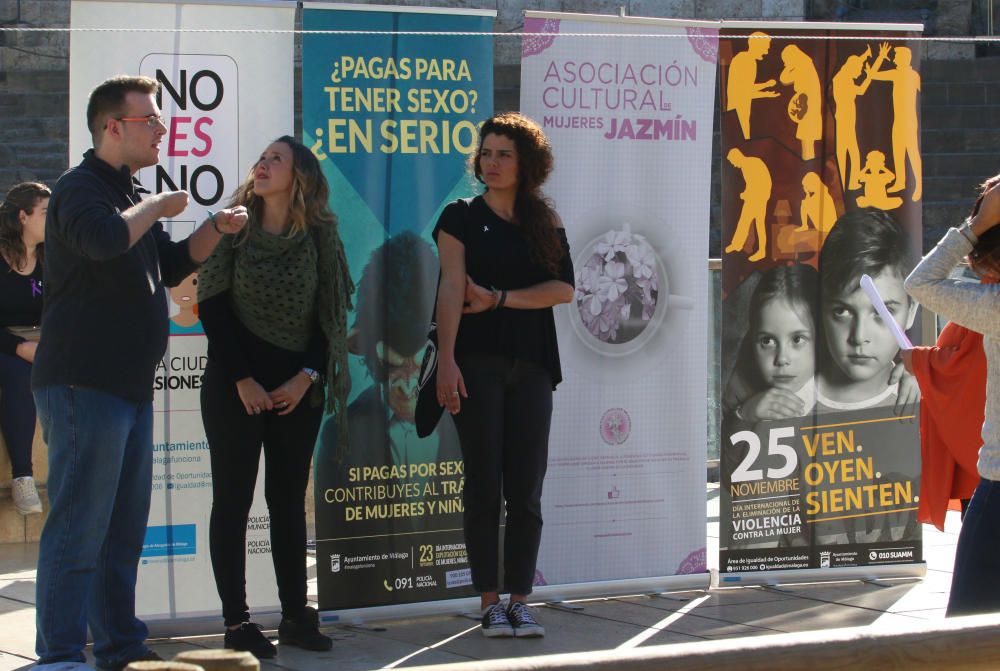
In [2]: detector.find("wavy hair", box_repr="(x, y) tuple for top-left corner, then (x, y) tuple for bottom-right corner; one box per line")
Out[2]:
(229, 135), (335, 236)
(470, 113), (563, 275)
(968, 174), (1000, 279)
(0, 181), (50, 272)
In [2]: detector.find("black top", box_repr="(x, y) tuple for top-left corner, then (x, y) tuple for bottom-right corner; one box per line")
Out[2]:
(433, 196), (574, 388)
(199, 290), (327, 390)
(0, 256), (42, 356)
(32, 150), (199, 403)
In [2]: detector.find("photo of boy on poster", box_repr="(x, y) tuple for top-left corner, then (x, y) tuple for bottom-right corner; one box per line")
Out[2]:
(718, 28), (923, 568)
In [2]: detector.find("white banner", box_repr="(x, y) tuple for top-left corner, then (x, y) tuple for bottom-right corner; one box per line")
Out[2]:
(520, 12), (717, 587)
(69, 0), (295, 620)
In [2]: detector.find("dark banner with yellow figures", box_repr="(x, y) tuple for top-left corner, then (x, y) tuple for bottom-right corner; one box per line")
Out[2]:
(303, 4), (494, 611)
(718, 23), (924, 575)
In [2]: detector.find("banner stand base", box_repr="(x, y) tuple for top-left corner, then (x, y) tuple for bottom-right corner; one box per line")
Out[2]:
(715, 563), (926, 589)
(319, 574), (711, 626)
(547, 600), (585, 611)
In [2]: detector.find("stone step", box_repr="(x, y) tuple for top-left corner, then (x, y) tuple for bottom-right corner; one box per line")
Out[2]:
(0, 91), (67, 117)
(923, 152), (999, 178)
(0, 151), (66, 173)
(923, 81), (1000, 106)
(495, 64), (521, 90)
(921, 127), (1000, 152)
(495, 89), (519, 115)
(923, 201), (972, 249)
(0, 70), (68, 93)
(0, 119), (67, 142)
(923, 57), (1000, 82)
(0, 137), (65, 154)
(922, 105), (1000, 129)
(0, 168), (65, 192)
(924, 174), (993, 201)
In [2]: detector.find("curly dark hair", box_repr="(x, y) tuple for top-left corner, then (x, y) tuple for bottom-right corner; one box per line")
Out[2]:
(0, 181), (50, 272)
(968, 174), (1000, 278)
(470, 112), (563, 275)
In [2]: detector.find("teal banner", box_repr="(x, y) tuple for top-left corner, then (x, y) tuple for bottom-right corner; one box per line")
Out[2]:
(304, 5), (493, 611)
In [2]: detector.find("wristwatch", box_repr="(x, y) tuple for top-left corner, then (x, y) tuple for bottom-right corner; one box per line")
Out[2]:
(301, 367), (320, 384)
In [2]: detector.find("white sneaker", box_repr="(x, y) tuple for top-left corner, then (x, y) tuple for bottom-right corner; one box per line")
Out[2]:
(12, 476), (42, 515)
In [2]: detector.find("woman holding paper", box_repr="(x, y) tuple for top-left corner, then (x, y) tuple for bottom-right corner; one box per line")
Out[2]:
(904, 175), (1000, 616)
(0, 181), (49, 515)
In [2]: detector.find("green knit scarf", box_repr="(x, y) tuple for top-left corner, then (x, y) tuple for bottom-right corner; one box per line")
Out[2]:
(198, 216), (354, 456)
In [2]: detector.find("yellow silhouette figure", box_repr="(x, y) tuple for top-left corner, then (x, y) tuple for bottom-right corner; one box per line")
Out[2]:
(868, 44), (922, 201)
(779, 44), (823, 161)
(832, 45), (887, 191)
(797, 172), (838, 233)
(726, 32), (780, 140)
(856, 150), (903, 210)
(725, 148), (772, 263)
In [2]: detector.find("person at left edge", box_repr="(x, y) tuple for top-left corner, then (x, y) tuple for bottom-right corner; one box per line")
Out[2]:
(30, 74), (247, 671)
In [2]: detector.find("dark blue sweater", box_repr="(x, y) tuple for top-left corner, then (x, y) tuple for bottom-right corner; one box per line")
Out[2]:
(31, 150), (198, 402)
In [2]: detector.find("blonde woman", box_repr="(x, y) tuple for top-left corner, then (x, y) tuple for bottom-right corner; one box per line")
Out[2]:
(198, 136), (353, 657)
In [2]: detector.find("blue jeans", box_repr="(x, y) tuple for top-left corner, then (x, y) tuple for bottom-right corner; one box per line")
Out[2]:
(947, 477), (1000, 616)
(33, 386), (154, 669)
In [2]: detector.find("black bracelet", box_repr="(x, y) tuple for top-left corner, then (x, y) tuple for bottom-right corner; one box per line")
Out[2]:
(496, 289), (507, 310)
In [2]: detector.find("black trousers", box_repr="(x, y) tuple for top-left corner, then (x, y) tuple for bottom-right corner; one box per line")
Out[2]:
(452, 352), (552, 595)
(0, 351), (35, 478)
(201, 360), (322, 625)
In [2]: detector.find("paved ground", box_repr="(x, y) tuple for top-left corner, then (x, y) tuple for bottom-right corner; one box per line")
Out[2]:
(0, 486), (960, 670)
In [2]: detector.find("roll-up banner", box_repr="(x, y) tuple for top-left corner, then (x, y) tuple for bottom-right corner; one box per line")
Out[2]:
(69, 0), (296, 620)
(519, 12), (717, 592)
(303, 3), (495, 614)
(717, 22), (925, 584)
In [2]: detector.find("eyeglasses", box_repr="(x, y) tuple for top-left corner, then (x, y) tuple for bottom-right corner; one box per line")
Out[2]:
(115, 114), (166, 129)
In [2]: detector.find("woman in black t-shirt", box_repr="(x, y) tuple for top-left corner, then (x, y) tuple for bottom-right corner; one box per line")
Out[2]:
(434, 113), (574, 638)
(0, 181), (49, 516)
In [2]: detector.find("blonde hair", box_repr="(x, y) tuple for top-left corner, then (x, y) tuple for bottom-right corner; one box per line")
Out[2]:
(229, 135), (335, 237)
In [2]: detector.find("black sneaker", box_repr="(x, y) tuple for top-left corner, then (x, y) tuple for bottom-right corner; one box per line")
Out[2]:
(224, 622), (277, 659)
(278, 606), (332, 651)
(507, 601), (545, 637)
(480, 601), (514, 638)
(96, 649), (163, 671)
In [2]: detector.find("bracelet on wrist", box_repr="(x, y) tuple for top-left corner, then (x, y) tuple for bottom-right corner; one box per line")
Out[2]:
(958, 218), (980, 246)
(496, 289), (507, 310)
(489, 286), (502, 311)
(207, 210), (222, 235)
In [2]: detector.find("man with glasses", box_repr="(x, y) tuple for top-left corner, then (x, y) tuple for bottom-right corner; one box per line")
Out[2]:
(31, 75), (247, 671)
